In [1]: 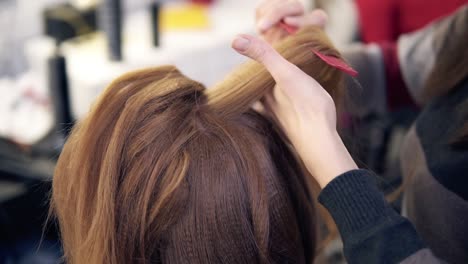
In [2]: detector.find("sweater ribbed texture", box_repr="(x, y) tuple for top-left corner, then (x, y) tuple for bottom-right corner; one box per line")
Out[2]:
(318, 169), (398, 236)
(318, 169), (426, 264)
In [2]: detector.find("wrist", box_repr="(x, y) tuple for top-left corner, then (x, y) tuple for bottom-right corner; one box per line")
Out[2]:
(299, 129), (358, 189)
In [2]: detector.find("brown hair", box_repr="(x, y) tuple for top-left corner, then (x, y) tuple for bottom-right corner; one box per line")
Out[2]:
(50, 26), (345, 264)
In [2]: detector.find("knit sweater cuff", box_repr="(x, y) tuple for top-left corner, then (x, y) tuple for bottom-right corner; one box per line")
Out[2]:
(318, 169), (399, 239)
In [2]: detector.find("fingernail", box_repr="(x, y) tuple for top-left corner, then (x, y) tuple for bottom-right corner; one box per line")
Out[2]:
(232, 36), (250, 52)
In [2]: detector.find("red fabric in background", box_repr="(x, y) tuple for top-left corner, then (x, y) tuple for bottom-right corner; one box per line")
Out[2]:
(379, 42), (414, 110)
(355, 0), (467, 43)
(355, 0), (467, 109)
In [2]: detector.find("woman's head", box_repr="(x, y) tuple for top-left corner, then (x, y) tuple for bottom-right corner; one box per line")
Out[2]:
(51, 26), (345, 263)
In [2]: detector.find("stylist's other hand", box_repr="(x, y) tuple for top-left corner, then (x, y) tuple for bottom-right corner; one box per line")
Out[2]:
(256, 0), (328, 44)
(232, 34), (357, 188)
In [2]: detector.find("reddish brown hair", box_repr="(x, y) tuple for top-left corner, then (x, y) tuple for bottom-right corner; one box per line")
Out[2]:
(50, 26), (345, 263)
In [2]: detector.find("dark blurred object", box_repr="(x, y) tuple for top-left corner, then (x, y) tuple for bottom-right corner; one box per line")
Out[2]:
(43, 3), (97, 45)
(0, 180), (61, 264)
(44, 3), (87, 137)
(191, 0), (215, 4)
(0, 19), (72, 262)
(0, 124), (63, 264)
(0, 138), (57, 183)
(150, 1), (160, 47)
(99, 0), (123, 61)
(48, 54), (73, 137)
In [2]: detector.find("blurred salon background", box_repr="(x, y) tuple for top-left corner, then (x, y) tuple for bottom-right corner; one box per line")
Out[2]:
(0, 0), (465, 263)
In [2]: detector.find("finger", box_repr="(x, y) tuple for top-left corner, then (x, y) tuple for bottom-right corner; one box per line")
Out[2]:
(232, 34), (299, 80)
(255, 0), (282, 23)
(256, 0), (284, 34)
(257, 1), (304, 32)
(258, 1), (304, 32)
(283, 9), (328, 29)
(258, 0), (295, 21)
(262, 27), (289, 44)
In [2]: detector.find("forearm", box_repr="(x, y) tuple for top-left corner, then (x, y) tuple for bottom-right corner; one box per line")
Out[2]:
(319, 169), (444, 263)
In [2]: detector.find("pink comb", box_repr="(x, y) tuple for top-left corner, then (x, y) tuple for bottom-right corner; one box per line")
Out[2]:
(278, 21), (298, 34)
(278, 20), (358, 77)
(312, 50), (358, 77)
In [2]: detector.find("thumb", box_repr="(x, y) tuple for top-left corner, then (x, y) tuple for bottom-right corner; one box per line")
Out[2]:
(231, 34), (298, 80)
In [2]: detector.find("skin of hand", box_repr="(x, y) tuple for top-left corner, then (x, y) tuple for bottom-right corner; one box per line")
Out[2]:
(256, 0), (328, 44)
(231, 34), (358, 188)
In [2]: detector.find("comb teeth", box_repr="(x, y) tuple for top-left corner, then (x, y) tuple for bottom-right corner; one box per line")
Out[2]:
(277, 20), (358, 77)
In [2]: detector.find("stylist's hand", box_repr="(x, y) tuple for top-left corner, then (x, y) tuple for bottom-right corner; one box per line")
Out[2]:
(232, 35), (357, 188)
(256, 0), (327, 44)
